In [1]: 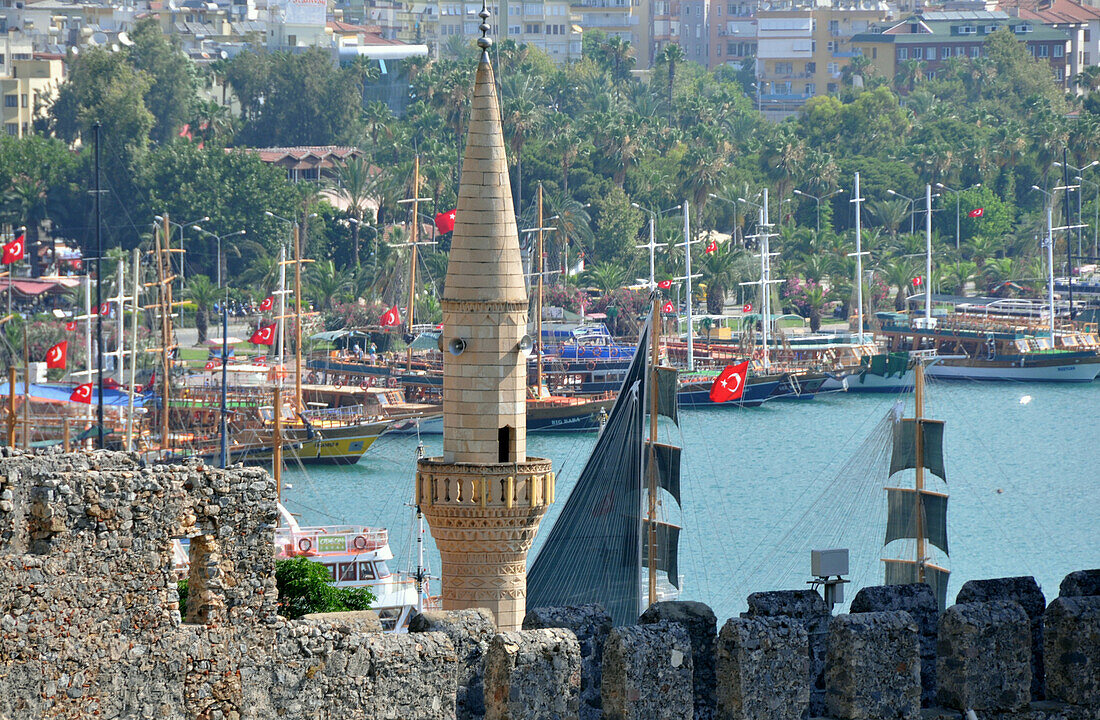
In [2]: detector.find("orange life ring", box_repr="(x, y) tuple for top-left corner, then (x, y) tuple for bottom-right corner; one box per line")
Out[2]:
(360, 379), (370, 390)
(353, 535), (369, 550)
(307, 373), (318, 384)
(333, 380), (343, 390)
(752, 349), (764, 360)
(297, 537), (313, 552)
(586, 361), (596, 371)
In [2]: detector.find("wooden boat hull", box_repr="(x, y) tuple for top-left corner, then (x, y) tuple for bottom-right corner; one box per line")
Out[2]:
(924, 356), (1100, 382)
(677, 378), (781, 407)
(385, 396), (618, 434)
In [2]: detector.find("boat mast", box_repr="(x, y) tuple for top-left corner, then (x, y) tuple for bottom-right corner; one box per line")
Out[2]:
(126, 249), (139, 450)
(683, 201), (694, 371)
(94, 123), (104, 449)
(646, 295), (660, 609)
(913, 358), (926, 583)
(294, 221), (303, 412)
(21, 325), (28, 450)
(1045, 203), (1055, 344)
(925, 184), (932, 326)
(277, 243), (286, 370)
(762, 189), (772, 372)
(537, 182), (544, 398)
(850, 173), (867, 343)
(407, 156), (420, 373)
(273, 383), (282, 518)
(154, 217), (174, 458)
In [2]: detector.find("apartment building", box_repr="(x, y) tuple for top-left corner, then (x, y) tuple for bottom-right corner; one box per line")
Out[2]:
(708, 0), (755, 70)
(755, 1), (891, 118)
(999, 0), (1100, 90)
(852, 10), (1072, 88)
(0, 53), (63, 137)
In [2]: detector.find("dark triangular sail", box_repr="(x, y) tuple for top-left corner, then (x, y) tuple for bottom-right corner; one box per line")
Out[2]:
(641, 520), (680, 589)
(885, 559), (950, 611)
(645, 441), (681, 504)
(527, 318), (651, 625)
(653, 366), (679, 424)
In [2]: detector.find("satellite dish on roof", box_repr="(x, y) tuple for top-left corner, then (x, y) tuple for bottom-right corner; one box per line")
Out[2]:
(220, 49), (229, 59)
(110, 42), (120, 51)
(91, 31), (108, 45)
(168, 0), (178, 10)
(117, 30), (133, 46)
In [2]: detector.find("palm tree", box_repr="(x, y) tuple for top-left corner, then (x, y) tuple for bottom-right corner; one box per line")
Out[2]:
(308, 259), (346, 310)
(4, 175), (49, 277)
(803, 285), (830, 333)
(699, 244), (743, 314)
(186, 274), (219, 344)
(942, 260), (977, 295)
(880, 258), (919, 311)
(658, 43), (686, 127)
(580, 262), (626, 294)
(868, 198), (910, 240)
(331, 156), (383, 268)
(501, 73), (545, 213)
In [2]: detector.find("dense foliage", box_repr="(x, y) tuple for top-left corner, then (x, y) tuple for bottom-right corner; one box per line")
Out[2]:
(4, 25), (1099, 321)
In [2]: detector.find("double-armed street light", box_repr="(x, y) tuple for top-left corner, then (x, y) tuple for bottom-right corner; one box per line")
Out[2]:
(191, 226), (245, 289)
(934, 182), (981, 253)
(793, 188), (844, 234)
(886, 189), (917, 234)
(1054, 160), (1098, 257)
(632, 201), (682, 289)
(155, 214), (209, 283)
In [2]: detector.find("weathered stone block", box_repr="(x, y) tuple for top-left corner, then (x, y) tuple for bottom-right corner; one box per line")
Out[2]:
(602, 621), (693, 720)
(824, 611), (920, 720)
(484, 628), (581, 720)
(640, 601), (718, 720)
(1044, 595), (1100, 708)
(743, 589), (829, 716)
(715, 616), (808, 720)
(524, 604), (612, 720)
(411, 608), (497, 719)
(957, 575), (1046, 700)
(850, 583), (938, 707)
(301, 610), (383, 634)
(1059, 569), (1100, 598)
(936, 600), (1031, 712)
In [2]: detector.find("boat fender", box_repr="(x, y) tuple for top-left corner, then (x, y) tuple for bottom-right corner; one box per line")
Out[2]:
(586, 360), (596, 371)
(298, 537), (313, 552)
(361, 379), (371, 390)
(307, 372), (318, 384)
(353, 535), (370, 550)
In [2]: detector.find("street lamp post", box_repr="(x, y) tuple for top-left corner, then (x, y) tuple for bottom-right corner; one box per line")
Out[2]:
(155, 214), (209, 284)
(191, 227), (246, 290)
(887, 189), (916, 235)
(1076, 175), (1100, 259)
(934, 182), (981, 255)
(793, 188), (843, 234)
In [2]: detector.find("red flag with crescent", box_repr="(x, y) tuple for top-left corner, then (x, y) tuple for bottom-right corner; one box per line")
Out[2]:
(46, 341), (67, 369)
(657, 279), (672, 289)
(661, 301), (675, 314)
(259, 295), (274, 312)
(435, 209), (457, 234)
(98, 302), (110, 317)
(742, 302), (753, 313)
(710, 361), (749, 403)
(250, 323), (276, 345)
(1, 233), (25, 264)
(69, 383), (93, 404)
(65, 321), (77, 331)
(204, 359), (222, 371)
(912, 276), (922, 287)
(705, 240), (718, 254)
(380, 306), (402, 327)
(968, 208), (984, 218)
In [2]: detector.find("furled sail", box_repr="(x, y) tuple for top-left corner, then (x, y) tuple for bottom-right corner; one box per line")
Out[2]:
(653, 366), (679, 424)
(645, 441), (681, 504)
(885, 488), (948, 554)
(641, 520), (680, 589)
(889, 418), (946, 481)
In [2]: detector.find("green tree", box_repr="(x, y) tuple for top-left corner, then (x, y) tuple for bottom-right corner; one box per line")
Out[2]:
(802, 284), (830, 333)
(274, 557), (375, 620)
(127, 17), (196, 144)
(699, 244), (744, 314)
(657, 44), (686, 127)
(186, 274), (219, 344)
(580, 262), (627, 293)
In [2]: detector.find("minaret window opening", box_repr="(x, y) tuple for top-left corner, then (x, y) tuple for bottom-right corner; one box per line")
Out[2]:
(498, 425), (513, 463)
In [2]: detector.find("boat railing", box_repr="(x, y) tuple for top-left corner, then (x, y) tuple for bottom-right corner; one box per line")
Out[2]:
(275, 526), (389, 556)
(302, 404), (369, 423)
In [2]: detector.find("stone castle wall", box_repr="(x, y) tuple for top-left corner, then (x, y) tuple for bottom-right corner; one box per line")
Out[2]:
(1, 451), (1099, 720)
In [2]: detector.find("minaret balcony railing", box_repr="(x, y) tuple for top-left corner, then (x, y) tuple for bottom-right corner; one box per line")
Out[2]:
(416, 457), (555, 510)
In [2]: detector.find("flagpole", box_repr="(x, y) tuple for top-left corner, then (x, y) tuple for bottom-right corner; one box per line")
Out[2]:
(22, 325), (28, 449)
(126, 248), (138, 451)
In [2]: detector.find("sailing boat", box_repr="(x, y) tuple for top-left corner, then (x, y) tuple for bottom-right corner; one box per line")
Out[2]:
(882, 358), (951, 610)
(527, 297), (682, 625)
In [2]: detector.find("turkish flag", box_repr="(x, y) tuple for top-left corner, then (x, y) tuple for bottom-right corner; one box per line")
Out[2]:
(661, 301), (675, 314)
(251, 356), (268, 366)
(742, 302), (753, 313)
(46, 341), (67, 369)
(259, 295), (274, 312)
(380, 306), (402, 327)
(250, 323), (276, 345)
(204, 359), (222, 371)
(912, 276), (922, 287)
(435, 209), (457, 234)
(709, 361), (749, 403)
(98, 302), (110, 317)
(657, 279), (673, 289)
(69, 383), (93, 404)
(65, 321), (77, 331)
(1, 233), (25, 264)
(705, 240), (718, 254)
(968, 208), (984, 218)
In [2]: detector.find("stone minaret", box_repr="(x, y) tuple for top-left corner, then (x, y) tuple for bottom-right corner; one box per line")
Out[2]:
(414, 7), (554, 632)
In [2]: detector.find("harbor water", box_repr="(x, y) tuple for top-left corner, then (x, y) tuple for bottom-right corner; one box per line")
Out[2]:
(282, 378), (1100, 623)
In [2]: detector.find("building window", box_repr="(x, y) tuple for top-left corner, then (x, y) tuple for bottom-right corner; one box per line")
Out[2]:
(806, 61), (816, 72)
(827, 82), (838, 93)
(19, 94), (26, 108)
(955, 46), (965, 56)
(897, 47), (908, 60)
(1037, 44), (1048, 57)
(1055, 67), (1064, 81)
(805, 82), (816, 94)
(5, 124), (15, 136)
(872, 47), (877, 59)
(1053, 44), (1063, 58)
(828, 19), (839, 35)
(827, 40), (837, 52)
(827, 61), (839, 75)
(941, 46), (949, 59)
(912, 47), (923, 59)
(971, 46), (981, 58)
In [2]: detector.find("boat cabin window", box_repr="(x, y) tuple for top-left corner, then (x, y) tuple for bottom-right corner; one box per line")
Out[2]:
(337, 562), (357, 582)
(358, 561), (376, 580)
(374, 561), (391, 578)
(322, 563), (337, 581)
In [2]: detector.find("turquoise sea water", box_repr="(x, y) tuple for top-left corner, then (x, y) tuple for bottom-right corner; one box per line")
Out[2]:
(282, 378), (1100, 623)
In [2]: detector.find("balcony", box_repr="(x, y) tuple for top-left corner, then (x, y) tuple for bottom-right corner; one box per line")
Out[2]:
(759, 70), (813, 80)
(831, 50), (861, 57)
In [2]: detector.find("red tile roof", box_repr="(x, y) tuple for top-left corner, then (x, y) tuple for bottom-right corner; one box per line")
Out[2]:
(1001, 0), (1100, 24)
(328, 19), (384, 35)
